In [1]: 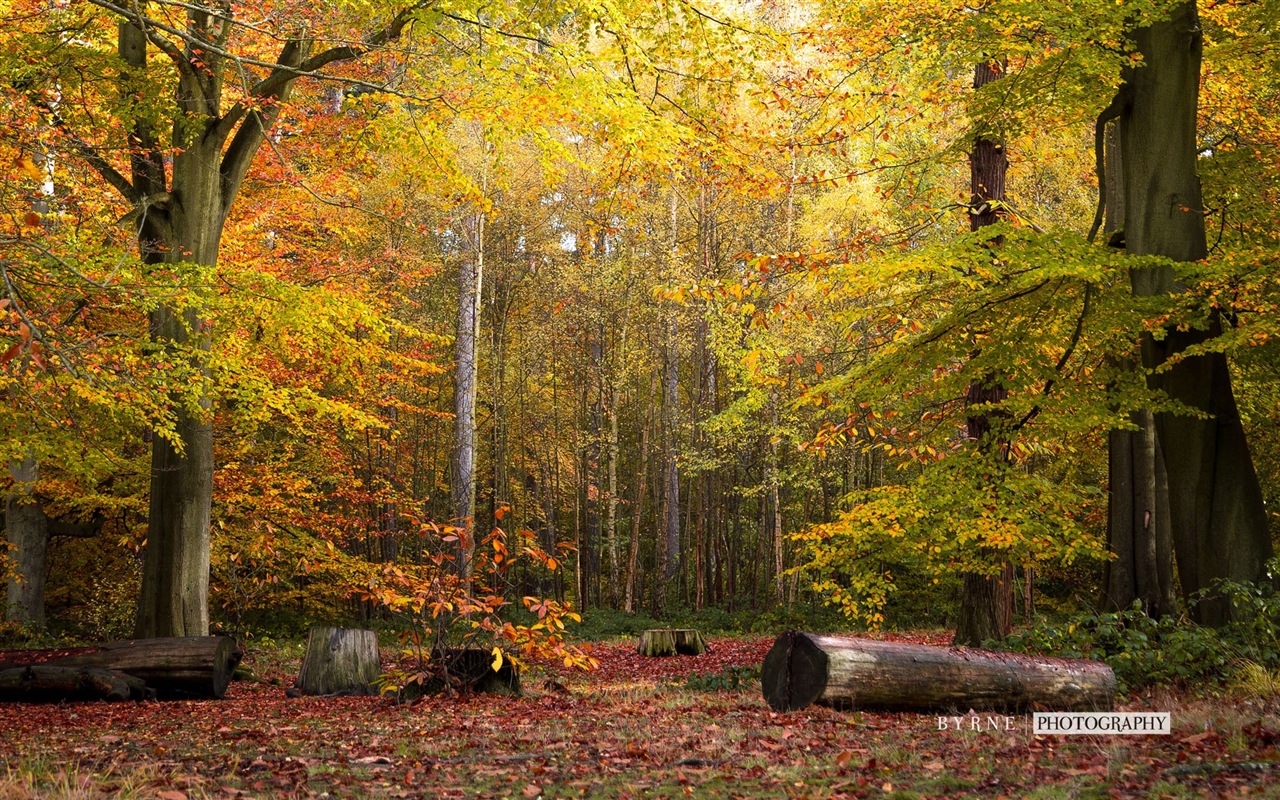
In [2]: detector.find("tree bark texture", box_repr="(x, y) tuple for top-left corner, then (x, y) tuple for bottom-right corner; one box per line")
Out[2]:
(954, 59), (1015, 647)
(452, 247), (482, 579)
(0, 665), (151, 703)
(1, 636), (242, 699)
(294, 627), (381, 697)
(5, 458), (48, 627)
(637, 628), (708, 657)
(762, 632), (1116, 713)
(1104, 411), (1176, 616)
(1119, 1), (1273, 623)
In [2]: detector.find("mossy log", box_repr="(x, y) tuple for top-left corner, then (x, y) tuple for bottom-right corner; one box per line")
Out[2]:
(762, 631), (1116, 713)
(637, 629), (708, 657)
(0, 665), (152, 702)
(294, 627), (381, 696)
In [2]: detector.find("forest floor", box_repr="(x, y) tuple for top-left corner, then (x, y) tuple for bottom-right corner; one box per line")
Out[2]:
(2, 632), (1279, 799)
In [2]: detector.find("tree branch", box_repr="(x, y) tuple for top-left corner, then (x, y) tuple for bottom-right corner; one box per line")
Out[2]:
(88, 0), (195, 81)
(1087, 92), (1127, 245)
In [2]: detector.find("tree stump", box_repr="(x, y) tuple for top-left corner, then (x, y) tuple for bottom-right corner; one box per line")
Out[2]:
(762, 631), (1116, 713)
(294, 627), (381, 696)
(637, 629), (707, 657)
(417, 648), (523, 697)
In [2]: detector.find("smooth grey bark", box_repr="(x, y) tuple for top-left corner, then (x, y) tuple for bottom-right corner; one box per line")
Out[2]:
(1119, 1), (1272, 624)
(85, 5), (424, 636)
(1103, 122), (1176, 618)
(5, 458), (48, 627)
(660, 187), (681, 585)
(452, 237), (482, 579)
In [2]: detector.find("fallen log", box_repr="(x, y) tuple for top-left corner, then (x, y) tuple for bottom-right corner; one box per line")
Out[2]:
(0, 665), (152, 702)
(55, 636), (243, 699)
(637, 629), (707, 657)
(294, 627), (381, 696)
(761, 631), (1116, 713)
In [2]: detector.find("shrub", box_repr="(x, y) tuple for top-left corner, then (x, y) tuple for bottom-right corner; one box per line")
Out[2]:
(681, 665), (761, 692)
(360, 520), (597, 696)
(996, 563), (1280, 693)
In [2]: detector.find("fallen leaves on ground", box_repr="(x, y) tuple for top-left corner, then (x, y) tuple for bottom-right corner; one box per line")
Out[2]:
(1, 633), (1277, 798)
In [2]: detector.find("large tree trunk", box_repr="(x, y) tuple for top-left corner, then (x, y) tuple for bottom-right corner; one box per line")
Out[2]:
(5, 458), (48, 627)
(134, 152), (221, 638)
(1120, 1), (1273, 624)
(954, 60), (1015, 647)
(762, 632), (1116, 713)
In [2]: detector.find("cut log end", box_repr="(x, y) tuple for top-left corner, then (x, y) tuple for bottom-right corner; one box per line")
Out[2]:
(762, 631), (1116, 713)
(761, 630), (828, 712)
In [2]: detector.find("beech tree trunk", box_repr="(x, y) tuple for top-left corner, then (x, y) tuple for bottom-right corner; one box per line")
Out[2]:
(452, 225), (483, 580)
(954, 59), (1015, 647)
(660, 186), (681, 589)
(624, 382), (654, 613)
(1119, 1), (1273, 624)
(294, 626), (381, 697)
(762, 632), (1116, 713)
(5, 458), (48, 627)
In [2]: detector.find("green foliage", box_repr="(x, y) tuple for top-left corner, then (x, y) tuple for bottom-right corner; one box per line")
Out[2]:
(792, 452), (1108, 628)
(680, 665), (761, 693)
(573, 608), (664, 641)
(998, 565), (1280, 693)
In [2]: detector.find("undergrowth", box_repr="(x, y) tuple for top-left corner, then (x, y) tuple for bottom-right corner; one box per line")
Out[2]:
(996, 567), (1280, 693)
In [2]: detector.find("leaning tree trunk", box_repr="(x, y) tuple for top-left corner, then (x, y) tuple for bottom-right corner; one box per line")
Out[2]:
(762, 632), (1116, 713)
(1120, 1), (1273, 624)
(294, 626), (381, 696)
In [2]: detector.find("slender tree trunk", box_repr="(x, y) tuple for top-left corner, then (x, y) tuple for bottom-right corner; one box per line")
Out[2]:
(625, 378), (655, 613)
(660, 187), (681, 587)
(451, 210), (484, 581)
(1120, 1), (1272, 624)
(606, 368), (621, 607)
(769, 395), (785, 604)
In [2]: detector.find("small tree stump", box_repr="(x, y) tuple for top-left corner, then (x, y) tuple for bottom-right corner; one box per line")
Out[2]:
(294, 627), (381, 696)
(637, 629), (707, 657)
